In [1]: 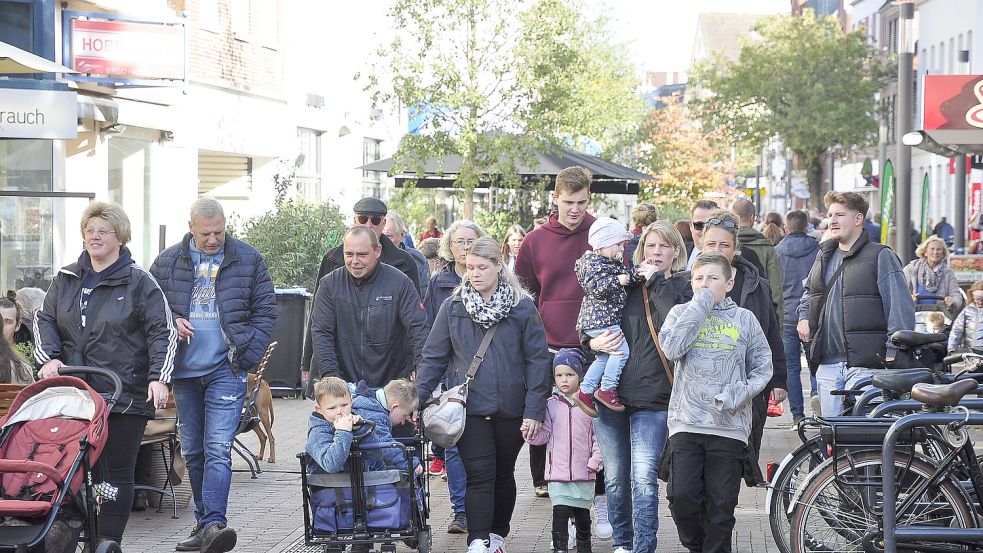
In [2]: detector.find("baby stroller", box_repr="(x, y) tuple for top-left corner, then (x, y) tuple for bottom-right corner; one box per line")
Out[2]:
(298, 421), (431, 553)
(0, 366), (122, 553)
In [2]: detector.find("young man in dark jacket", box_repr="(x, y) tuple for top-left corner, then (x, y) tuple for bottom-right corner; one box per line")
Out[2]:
(150, 198), (277, 553)
(309, 227), (428, 388)
(732, 198), (784, 326)
(775, 210), (819, 424)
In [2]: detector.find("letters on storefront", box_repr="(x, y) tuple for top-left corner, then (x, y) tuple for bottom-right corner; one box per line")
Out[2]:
(69, 18), (185, 81)
(0, 89), (77, 139)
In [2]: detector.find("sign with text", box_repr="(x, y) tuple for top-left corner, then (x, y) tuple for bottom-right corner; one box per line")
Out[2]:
(0, 88), (77, 139)
(924, 75), (983, 130)
(70, 19), (184, 80)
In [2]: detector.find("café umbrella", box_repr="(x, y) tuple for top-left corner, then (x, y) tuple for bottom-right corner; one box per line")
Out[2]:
(0, 40), (77, 74)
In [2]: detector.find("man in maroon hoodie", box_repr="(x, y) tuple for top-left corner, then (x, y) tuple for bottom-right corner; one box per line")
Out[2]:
(515, 166), (613, 539)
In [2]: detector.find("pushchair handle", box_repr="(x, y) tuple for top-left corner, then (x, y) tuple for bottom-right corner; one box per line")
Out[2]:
(58, 366), (124, 405)
(351, 420), (376, 442)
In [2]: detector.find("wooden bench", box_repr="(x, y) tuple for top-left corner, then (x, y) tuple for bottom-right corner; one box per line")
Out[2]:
(0, 383), (27, 418)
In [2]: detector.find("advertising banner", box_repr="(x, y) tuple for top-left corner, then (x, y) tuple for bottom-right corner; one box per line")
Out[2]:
(921, 173), (929, 242)
(70, 19), (184, 80)
(923, 75), (983, 130)
(880, 160), (895, 245)
(0, 88), (77, 139)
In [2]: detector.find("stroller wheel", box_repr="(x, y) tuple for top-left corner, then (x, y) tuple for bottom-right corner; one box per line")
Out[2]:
(416, 529), (431, 553)
(94, 540), (122, 553)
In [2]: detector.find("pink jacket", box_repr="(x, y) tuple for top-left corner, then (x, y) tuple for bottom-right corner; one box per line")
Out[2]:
(527, 393), (603, 482)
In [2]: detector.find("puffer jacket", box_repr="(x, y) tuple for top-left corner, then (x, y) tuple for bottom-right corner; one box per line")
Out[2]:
(574, 251), (637, 331)
(416, 295), (550, 421)
(150, 234), (277, 376)
(350, 382), (416, 472)
(775, 232), (819, 327)
(660, 289), (773, 444)
(526, 393), (602, 482)
(34, 248), (178, 417)
(949, 303), (983, 352)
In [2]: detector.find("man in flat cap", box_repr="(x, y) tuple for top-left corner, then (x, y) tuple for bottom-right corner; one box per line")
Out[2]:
(302, 197), (423, 388)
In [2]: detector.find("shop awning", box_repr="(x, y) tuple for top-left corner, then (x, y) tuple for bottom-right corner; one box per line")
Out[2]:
(360, 144), (651, 195)
(0, 41), (77, 74)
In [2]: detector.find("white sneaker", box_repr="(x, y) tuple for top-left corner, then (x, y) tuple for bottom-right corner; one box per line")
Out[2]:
(467, 538), (490, 553)
(613, 548), (633, 553)
(567, 519), (577, 549)
(488, 533), (507, 553)
(594, 496), (613, 540)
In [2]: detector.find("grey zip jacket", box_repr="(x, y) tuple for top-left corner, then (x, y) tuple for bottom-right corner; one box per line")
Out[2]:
(660, 288), (773, 444)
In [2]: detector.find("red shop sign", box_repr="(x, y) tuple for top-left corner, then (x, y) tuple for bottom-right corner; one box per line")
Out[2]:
(70, 19), (184, 80)
(923, 75), (983, 131)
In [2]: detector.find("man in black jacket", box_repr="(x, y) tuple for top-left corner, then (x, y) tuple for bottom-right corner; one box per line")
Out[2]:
(151, 198), (277, 553)
(302, 197), (421, 382)
(310, 226), (428, 388)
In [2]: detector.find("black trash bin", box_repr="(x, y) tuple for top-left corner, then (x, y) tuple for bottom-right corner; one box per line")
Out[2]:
(265, 288), (311, 397)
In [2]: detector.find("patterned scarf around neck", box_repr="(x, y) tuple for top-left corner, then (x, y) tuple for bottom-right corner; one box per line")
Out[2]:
(914, 257), (943, 293)
(460, 281), (514, 328)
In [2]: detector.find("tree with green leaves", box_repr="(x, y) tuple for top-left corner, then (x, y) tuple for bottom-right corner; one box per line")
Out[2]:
(691, 10), (888, 207)
(361, 0), (646, 218)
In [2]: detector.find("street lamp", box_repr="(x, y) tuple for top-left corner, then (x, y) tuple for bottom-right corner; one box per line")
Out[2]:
(896, 1), (915, 263)
(954, 49), (971, 251)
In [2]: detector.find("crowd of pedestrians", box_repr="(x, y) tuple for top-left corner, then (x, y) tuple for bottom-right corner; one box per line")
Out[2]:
(6, 163), (982, 553)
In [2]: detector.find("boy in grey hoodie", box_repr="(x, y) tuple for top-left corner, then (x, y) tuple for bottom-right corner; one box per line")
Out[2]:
(659, 252), (772, 553)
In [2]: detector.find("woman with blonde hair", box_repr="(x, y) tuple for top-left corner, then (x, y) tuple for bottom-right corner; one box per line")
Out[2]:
(416, 236), (550, 553)
(903, 235), (962, 311)
(501, 225), (526, 272)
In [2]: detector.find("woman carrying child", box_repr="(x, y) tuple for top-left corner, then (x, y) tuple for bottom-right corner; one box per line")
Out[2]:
(525, 349), (602, 553)
(416, 236), (550, 553)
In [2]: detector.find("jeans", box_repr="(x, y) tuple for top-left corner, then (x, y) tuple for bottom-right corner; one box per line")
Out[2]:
(173, 363), (247, 528)
(816, 361), (871, 417)
(97, 414), (149, 542)
(667, 432), (745, 553)
(782, 326), (810, 418)
(445, 446), (466, 513)
(583, 326), (630, 393)
(593, 406), (667, 553)
(456, 415), (525, 543)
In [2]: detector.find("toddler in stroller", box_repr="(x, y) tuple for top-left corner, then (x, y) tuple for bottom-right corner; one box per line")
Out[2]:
(0, 367), (123, 553)
(300, 377), (429, 552)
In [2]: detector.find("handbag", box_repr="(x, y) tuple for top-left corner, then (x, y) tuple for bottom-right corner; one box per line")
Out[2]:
(421, 324), (499, 449)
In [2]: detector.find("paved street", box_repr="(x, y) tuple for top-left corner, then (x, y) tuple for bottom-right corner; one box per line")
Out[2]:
(124, 394), (802, 553)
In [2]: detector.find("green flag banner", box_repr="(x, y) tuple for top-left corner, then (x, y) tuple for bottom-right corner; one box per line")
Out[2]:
(880, 160), (894, 245)
(921, 173), (930, 242)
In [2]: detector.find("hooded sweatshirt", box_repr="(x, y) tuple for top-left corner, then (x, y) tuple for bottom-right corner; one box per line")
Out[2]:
(659, 288), (772, 444)
(514, 212), (596, 348)
(775, 232), (819, 328)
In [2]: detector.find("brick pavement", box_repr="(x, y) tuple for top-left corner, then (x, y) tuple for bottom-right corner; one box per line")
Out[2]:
(124, 396), (803, 553)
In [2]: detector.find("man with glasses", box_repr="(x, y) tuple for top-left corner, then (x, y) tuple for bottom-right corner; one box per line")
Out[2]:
(302, 197), (422, 388)
(686, 200), (719, 270)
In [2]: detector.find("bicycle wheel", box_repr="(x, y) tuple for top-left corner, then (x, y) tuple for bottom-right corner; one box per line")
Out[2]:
(768, 436), (828, 553)
(789, 450), (975, 553)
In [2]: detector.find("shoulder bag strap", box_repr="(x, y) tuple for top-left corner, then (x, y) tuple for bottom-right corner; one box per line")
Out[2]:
(817, 262), (847, 316)
(465, 324), (499, 380)
(642, 286), (673, 385)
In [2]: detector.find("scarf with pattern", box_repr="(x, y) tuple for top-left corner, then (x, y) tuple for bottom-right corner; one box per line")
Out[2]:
(914, 257), (944, 293)
(460, 281), (514, 328)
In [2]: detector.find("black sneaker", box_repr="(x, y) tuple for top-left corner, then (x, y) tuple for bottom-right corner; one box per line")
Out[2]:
(175, 523), (204, 552)
(448, 511), (468, 534)
(200, 523), (237, 553)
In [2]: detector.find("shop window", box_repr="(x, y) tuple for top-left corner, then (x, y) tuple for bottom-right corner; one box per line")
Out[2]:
(0, 1), (33, 52)
(109, 137), (153, 265)
(362, 138), (382, 187)
(296, 127), (321, 202)
(0, 140), (53, 191)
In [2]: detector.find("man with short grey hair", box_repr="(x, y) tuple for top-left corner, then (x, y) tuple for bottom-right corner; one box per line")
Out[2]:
(151, 197), (277, 553)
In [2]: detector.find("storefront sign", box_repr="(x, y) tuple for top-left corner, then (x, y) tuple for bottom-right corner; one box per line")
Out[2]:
(923, 75), (983, 130)
(951, 255), (983, 284)
(971, 182), (982, 242)
(0, 88), (77, 139)
(70, 19), (184, 80)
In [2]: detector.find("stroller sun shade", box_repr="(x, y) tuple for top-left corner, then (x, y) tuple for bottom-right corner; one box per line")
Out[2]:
(2, 386), (97, 429)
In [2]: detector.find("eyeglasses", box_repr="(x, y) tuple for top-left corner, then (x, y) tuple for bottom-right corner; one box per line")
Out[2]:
(705, 218), (738, 230)
(692, 221), (707, 231)
(84, 228), (116, 238)
(452, 239), (477, 248)
(356, 214), (384, 226)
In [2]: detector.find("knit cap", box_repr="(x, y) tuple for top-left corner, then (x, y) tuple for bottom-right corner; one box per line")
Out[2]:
(553, 348), (587, 378)
(588, 217), (632, 250)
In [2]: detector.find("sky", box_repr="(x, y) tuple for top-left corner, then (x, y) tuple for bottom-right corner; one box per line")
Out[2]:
(597, 0), (790, 73)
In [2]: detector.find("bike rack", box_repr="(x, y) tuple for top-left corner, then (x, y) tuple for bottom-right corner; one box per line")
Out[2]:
(882, 411), (983, 553)
(871, 396), (983, 417)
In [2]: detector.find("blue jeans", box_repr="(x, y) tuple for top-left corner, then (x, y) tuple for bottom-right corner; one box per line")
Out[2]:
(445, 446), (466, 513)
(583, 325), (630, 393)
(172, 363), (247, 528)
(593, 407), (667, 553)
(815, 361), (871, 417)
(782, 326), (810, 418)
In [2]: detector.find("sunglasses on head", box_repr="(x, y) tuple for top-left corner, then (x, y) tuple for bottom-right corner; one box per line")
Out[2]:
(356, 214), (384, 226)
(706, 218), (738, 230)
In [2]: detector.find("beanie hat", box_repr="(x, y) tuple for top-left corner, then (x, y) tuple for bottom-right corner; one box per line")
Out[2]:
(588, 217), (632, 250)
(553, 348), (587, 378)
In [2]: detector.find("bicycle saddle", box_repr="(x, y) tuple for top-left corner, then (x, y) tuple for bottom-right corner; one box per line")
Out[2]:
(871, 369), (934, 394)
(891, 330), (948, 348)
(910, 379), (979, 407)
